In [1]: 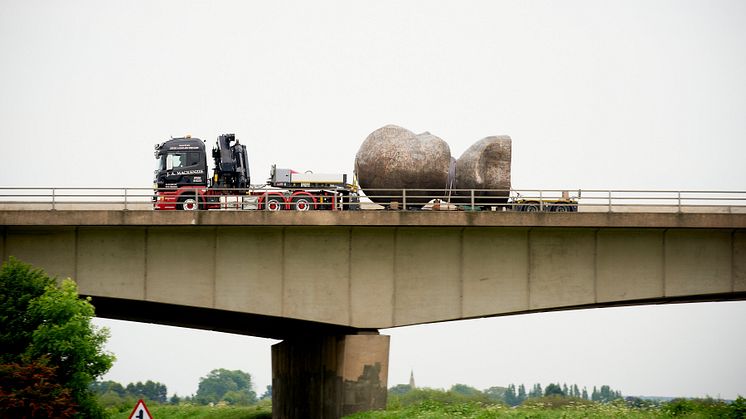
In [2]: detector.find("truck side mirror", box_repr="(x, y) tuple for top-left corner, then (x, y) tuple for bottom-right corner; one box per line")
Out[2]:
(166, 154), (173, 171)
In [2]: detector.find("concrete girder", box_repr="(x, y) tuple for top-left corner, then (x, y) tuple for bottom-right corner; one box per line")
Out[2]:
(1, 223), (745, 331)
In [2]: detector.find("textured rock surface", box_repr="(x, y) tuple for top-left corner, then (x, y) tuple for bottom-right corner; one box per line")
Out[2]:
(454, 135), (512, 203)
(355, 125), (512, 205)
(355, 125), (451, 203)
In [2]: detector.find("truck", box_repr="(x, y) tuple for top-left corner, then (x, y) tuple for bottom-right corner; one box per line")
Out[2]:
(153, 134), (358, 211)
(152, 132), (578, 212)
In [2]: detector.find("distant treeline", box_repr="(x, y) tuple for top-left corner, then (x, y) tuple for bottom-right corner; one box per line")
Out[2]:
(389, 382), (623, 407)
(92, 380), (168, 404)
(502, 382), (623, 406)
(92, 369), (272, 415)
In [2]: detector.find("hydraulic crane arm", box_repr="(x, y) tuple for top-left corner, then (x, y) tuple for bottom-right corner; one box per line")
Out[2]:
(212, 133), (251, 189)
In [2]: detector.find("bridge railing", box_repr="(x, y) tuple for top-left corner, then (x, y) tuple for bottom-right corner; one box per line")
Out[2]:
(0, 187), (744, 213)
(570, 190), (746, 213)
(357, 188), (746, 213)
(0, 187), (157, 211)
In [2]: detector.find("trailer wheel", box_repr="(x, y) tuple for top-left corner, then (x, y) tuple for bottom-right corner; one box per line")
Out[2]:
(178, 197), (200, 211)
(524, 203), (540, 212)
(292, 196), (314, 211)
(264, 195), (285, 211)
(553, 204), (571, 213)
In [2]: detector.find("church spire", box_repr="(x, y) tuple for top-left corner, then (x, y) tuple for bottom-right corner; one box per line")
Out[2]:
(409, 369), (416, 389)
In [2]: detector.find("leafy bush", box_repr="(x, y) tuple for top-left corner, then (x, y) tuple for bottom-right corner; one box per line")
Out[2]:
(521, 395), (594, 409)
(107, 404), (271, 419)
(388, 387), (495, 409)
(0, 361), (76, 418)
(661, 397), (731, 417)
(0, 258), (114, 418)
(729, 396), (746, 419)
(195, 368), (257, 405)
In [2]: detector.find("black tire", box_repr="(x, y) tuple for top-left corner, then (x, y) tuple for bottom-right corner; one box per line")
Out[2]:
(264, 195), (285, 211)
(524, 203), (540, 212)
(291, 195), (314, 211)
(553, 204), (571, 213)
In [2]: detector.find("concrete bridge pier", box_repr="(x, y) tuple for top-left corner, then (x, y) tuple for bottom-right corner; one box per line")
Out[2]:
(271, 332), (390, 419)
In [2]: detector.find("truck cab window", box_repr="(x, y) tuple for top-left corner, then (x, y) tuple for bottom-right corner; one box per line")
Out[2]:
(186, 152), (201, 166)
(166, 152), (201, 169)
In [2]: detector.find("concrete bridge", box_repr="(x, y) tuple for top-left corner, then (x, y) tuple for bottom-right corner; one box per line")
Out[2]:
(2, 210), (745, 418)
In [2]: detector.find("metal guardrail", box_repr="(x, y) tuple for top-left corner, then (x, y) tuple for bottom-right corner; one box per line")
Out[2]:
(0, 187), (744, 213)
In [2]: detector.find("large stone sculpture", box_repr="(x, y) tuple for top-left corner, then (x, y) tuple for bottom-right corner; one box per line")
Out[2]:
(453, 135), (512, 203)
(354, 125), (452, 203)
(355, 125), (512, 205)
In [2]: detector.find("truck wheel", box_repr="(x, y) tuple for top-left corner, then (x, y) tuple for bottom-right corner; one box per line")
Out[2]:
(524, 203), (540, 212)
(179, 197), (200, 211)
(264, 195), (285, 211)
(553, 204), (570, 213)
(292, 196), (314, 211)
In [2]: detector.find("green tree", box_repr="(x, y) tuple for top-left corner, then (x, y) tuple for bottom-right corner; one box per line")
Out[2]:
(529, 383), (543, 398)
(730, 396), (746, 418)
(504, 384), (518, 406)
(482, 386), (506, 402)
(517, 384), (527, 404)
(195, 368), (256, 405)
(0, 257), (56, 362)
(389, 384), (412, 396)
(450, 384), (482, 397)
(125, 380), (168, 403)
(223, 389), (254, 405)
(595, 385), (622, 402)
(0, 258), (114, 418)
(259, 385), (272, 400)
(91, 380), (126, 397)
(90, 380), (133, 410)
(544, 383), (564, 397)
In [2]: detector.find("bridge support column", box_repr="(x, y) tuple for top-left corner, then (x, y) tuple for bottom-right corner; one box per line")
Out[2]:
(271, 333), (390, 419)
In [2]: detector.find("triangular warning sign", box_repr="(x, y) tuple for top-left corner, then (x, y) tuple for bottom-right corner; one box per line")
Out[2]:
(128, 399), (153, 419)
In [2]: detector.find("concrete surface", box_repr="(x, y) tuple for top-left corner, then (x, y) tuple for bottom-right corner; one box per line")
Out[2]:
(272, 333), (390, 419)
(1, 209), (746, 228)
(2, 211), (744, 330)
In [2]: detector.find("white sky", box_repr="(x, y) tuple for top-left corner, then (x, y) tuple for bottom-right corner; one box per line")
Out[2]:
(2, 0), (745, 400)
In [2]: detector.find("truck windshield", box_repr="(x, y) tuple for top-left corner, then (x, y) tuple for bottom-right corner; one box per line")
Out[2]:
(176, 152), (201, 167)
(158, 152), (201, 170)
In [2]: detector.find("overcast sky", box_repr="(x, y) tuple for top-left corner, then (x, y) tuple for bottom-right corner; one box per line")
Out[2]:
(1, 0), (745, 400)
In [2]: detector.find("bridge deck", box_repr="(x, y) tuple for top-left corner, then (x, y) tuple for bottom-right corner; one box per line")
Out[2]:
(1, 209), (745, 228)
(2, 209), (745, 333)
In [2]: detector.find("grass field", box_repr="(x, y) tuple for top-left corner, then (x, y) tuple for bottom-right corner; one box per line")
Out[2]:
(345, 398), (744, 419)
(107, 404), (272, 419)
(104, 396), (745, 418)
(101, 397), (746, 419)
